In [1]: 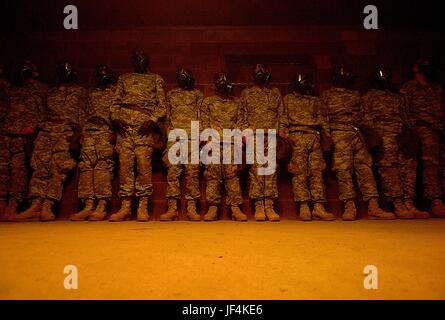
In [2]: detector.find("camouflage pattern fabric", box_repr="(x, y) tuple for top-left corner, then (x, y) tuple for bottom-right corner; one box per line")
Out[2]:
(321, 87), (378, 201)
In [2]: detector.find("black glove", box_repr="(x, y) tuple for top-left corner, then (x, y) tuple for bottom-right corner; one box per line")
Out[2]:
(138, 120), (155, 136)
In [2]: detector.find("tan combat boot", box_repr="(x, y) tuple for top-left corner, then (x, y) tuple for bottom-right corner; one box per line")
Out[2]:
(404, 198), (429, 219)
(254, 200), (266, 221)
(313, 202), (335, 221)
(40, 199), (56, 221)
(0, 200), (7, 221)
(89, 199), (108, 221)
(265, 199), (280, 221)
(11, 198), (42, 222)
(299, 202), (312, 221)
(160, 199), (179, 221)
(368, 198), (396, 220)
(109, 199), (132, 222)
(187, 200), (201, 221)
(342, 200), (357, 221)
(136, 197), (150, 222)
(393, 197), (414, 219)
(204, 205), (218, 221)
(70, 199), (95, 221)
(431, 199), (445, 218)
(231, 205), (247, 222)
(3, 198), (19, 221)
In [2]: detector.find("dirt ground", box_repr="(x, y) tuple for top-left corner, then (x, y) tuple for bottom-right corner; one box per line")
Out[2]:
(0, 219), (444, 300)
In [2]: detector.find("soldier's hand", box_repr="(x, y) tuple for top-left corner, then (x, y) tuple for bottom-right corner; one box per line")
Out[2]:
(20, 126), (35, 135)
(112, 119), (129, 137)
(138, 120), (155, 136)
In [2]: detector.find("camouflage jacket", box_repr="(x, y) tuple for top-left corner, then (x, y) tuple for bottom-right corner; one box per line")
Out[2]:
(321, 87), (367, 131)
(42, 83), (90, 132)
(400, 79), (444, 131)
(84, 86), (115, 132)
(281, 92), (330, 137)
(362, 89), (409, 135)
(201, 95), (246, 137)
(112, 72), (167, 127)
(1, 79), (47, 135)
(240, 85), (285, 132)
(166, 87), (203, 136)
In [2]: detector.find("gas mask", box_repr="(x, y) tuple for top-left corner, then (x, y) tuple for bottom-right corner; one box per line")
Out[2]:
(176, 68), (195, 90)
(57, 61), (77, 83)
(291, 74), (315, 96)
(95, 64), (114, 87)
(214, 73), (233, 96)
(332, 67), (354, 88)
(132, 51), (149, 74)
(370, 69), (392, 90)
(253, 64), (271, 86)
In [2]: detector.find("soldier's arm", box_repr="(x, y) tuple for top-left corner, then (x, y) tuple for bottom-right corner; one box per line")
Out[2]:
(200, 97), (211, 129)
(111, 76), (124, 121)
(153, 76), (167, 123)
(235, 97), (247, 130)
(78, 88), (92, 129)
(279, 96), (289, 136)
(317, 98), (331, 137)
(361, 93), (375, 128)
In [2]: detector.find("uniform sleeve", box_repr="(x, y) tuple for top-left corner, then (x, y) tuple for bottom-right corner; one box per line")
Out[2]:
(316, 98), (331, 137)
(361, 92), (375, 127)
(78, 88), (93, 129)
(235, 97), (247, 130)
(200, 97), (211, 130)
(240, 89), (250, 128)
(279, 96), (289, 135)
(153, 76), (167, 123)
(111, 76), (124, 121)
(276, 90), (286, 133)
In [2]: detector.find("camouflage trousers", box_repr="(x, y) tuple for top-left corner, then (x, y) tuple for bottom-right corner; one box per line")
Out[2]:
(288, 132), (327, 203)
(375, 132), (417, 201)
(162, 140), (200, 200)
(204, 144), (243, 206)
(78, 130), (114, 200)
(331, 129), (379, 201)
(116, 127), (154, 198)
(0, 135), (28, 202)
(29, 130), (77, 201)
(248, 137), (278, 200)
(416, 126), (442, 199)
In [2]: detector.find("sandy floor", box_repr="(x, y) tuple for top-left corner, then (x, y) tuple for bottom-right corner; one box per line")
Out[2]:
(0, 219), (444, 300)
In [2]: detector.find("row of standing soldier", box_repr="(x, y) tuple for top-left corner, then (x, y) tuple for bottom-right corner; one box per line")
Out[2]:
(0, 53), (444, 222)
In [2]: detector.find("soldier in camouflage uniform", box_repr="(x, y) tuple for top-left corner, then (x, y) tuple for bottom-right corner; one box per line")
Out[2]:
(199, 73), (247, 222)
(321, 68), (394, 220)
(160, 68), (202, 222)
(0, 61), (47, 221)
(110, 51), (166, 222)
(13, 61), (89, 222)
(240, 64), (284, 222)
(281, 75), (335, 221)
(400, 60), (445, 218)
(70, 65), (115, 221)
(363, 69), (429, 219)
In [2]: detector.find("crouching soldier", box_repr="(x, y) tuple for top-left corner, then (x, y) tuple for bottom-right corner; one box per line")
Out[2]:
(199, 73), (247, 222)
(281, 75), (335, 221)
(70, 65), (116, 221)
